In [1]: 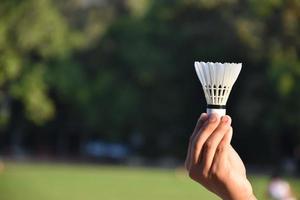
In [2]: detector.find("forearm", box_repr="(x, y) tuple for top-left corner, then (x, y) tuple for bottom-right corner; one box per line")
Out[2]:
(221, 190), (257, 200)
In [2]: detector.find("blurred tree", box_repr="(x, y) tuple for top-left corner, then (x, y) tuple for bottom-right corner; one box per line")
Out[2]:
(234, 0), (300, 162)
(0, 0), (79, 126)
(74, 0), (246, 157)
(0, 0), (299, 165)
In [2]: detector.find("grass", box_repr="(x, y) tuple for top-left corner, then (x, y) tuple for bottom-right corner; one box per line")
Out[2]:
(0, 162), (299, 200)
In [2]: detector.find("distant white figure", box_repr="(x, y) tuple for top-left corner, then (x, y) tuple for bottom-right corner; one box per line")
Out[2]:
(267, 172), (297, 200)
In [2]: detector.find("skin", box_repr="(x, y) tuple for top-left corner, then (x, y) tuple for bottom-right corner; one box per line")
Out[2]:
(185, 113), (257, 200)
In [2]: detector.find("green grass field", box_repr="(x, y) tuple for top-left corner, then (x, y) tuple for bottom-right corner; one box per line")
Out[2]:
(0, 162), (299, 200)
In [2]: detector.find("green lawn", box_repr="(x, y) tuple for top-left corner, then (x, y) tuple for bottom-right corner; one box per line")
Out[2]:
(0, 162), (299, 200)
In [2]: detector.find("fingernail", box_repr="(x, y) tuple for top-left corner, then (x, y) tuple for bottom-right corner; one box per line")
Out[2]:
(209, 114), (217, 122)
(199, 113), (205, 119)
(200, 113), (208, 120)
(222, 116), (229, 123)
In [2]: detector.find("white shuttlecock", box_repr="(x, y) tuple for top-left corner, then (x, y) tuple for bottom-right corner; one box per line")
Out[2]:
(194, 61), (242, 116)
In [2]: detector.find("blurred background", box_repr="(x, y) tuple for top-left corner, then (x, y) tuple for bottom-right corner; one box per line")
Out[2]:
(0, 0), (299, 199)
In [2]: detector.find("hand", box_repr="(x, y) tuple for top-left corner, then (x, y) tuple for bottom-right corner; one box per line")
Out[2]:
(185, 113), (256, 200)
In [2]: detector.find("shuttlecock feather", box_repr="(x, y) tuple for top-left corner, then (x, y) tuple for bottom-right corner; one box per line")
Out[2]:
(194, 61), (242, 116)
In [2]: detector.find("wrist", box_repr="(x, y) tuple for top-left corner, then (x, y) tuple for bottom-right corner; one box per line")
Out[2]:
(221, 187), (256, 200)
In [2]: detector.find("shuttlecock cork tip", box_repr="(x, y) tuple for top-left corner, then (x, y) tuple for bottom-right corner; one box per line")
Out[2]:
(194, 61), (242, 116)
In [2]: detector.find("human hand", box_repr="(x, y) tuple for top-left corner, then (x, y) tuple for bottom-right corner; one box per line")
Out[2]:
(185, 113), (256, 200)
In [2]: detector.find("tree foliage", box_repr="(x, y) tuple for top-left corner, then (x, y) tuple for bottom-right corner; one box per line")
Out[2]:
(0, 0), (299, 162)
(0, 0), (79, 125)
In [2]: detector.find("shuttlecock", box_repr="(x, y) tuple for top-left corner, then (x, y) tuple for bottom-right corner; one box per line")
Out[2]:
(194, 61), (242, 116)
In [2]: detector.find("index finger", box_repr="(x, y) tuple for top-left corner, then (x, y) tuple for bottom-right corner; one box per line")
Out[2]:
(190, 113), (220, 167)
(185, 113), (208, 170)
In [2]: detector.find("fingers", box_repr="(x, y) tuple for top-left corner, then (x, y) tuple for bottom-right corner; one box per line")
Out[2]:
(190, 113), (220, 168)
(209, 127), (233, 177)
(218, 127), (233, 148)
(191, 113), (209, 142)
(200, 115), (232, 176)
(185, 113), (208, 170)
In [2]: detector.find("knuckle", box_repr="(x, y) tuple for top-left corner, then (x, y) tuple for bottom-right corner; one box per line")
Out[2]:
(201, 170), (209, 179)
(188, 170), (197, 180)
(204, 141), (213, 149)
(211, 166), (229, 181)
(210, 167), (222, 180)
(213, 172), (223, 181)
(216, 145), (225, 153)
(216, 170), (227, 181)
(210, 167), (218, 177)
